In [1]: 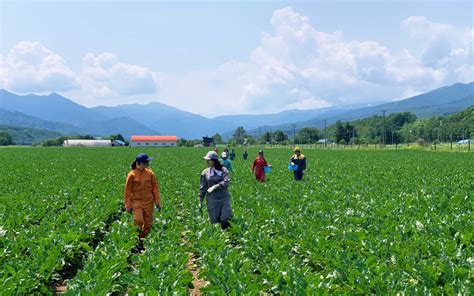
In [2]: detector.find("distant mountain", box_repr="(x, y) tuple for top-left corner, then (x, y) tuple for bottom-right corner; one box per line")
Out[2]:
(215, 103), (379, 129)
(404, 94), (474, 118)
(1, 81), (472, 139)
(0, 90), (105, 126)
(89, 105), (129, 119)
(93, 102), (378, 139)
(333, 82), (474, 122)
(92, 102), (217, 138)
(220, 104), (380, 139)
(0, 125), (62, 145)
(0, 109), (84, 135)
(79, 117), (160, 138)
(245, 82), (474, 135)
(0, 107), (158, 140)
(0, 91), (159, 138)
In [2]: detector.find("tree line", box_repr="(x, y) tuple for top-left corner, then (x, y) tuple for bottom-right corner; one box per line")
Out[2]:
(1, 107), (472, 146)
(224, 106), (474, 145)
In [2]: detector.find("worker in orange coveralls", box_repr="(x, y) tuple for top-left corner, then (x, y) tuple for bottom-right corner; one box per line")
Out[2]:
(252, 150), (270, 182)
(124, 153), (161, 238)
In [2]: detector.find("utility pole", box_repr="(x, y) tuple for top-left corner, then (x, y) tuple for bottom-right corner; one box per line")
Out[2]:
(438, 120), (442, 143)
(270, 128), (273, 147)
(382, 110), (387, 147)
(292, 124), (296, 146)
(323, 119), (327, 148)
(352, 128), (355, 146)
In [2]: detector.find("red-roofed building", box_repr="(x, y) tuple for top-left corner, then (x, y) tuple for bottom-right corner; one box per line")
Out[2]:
(131, 136), (178, 147)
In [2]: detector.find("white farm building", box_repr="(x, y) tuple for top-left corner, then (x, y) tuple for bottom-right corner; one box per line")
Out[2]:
(63, 140), (112, 147)
(131, 136), (178, 147)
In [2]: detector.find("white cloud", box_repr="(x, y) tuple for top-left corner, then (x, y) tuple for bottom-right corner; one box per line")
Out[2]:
(0, 43), (160, 105)
(232, 7), (472, 112)
(401, 16), (473, 77)
(80, 52), (159, 98)
(1, 8), (472, 116)
(156, 60), (254, 114)
(206, 7), (472, 113)
(0, 41), (77, 92)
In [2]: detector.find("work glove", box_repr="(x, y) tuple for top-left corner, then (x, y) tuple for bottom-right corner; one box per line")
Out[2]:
(126, 208), (133, 213)
(207, 184), (220, 194)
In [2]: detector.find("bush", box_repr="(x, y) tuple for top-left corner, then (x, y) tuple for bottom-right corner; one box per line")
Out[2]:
(0, 132), (14, 146)
(417, 138), (427, 147)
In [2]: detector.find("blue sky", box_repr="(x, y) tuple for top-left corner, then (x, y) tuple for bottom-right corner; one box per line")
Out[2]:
(1, 0), (473, 116)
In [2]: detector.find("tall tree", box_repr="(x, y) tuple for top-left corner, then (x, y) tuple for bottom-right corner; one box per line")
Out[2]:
(233, 126), (246, 145)
(295, 127), (320, 144)
(273, 130), (288, 143)
(334, 121), (345, 143)
(213, 133), (222, 145)
(262, 131), (272, 143)
(0, 132), (14, 146)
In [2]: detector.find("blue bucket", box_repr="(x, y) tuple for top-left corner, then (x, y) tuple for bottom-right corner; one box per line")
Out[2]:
(288, 164), (298, 171)
(264, 166), (272, 173)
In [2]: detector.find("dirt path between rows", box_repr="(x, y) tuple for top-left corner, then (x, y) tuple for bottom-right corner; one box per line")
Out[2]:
(181, 229), (209, 295)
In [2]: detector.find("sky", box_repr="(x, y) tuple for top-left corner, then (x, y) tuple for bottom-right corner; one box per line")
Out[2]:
(1, 0), (473, 117)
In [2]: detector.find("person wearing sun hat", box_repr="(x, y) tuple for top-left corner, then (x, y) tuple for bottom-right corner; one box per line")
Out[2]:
(290, 147), (306, 181)
(220, 151), (233, 172)
(124, 153), (161, 239)
(198, 151), (233, 229)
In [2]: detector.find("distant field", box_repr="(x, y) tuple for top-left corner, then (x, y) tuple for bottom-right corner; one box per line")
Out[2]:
(0, 147), (472, 294)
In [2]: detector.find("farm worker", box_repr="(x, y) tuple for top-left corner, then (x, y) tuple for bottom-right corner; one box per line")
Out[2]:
(243, 150), (248, 160)
(252, 150), (269, 182)
(290, 147), (306, 181)
(213, 146), (219, 154)
(220, 152), (233, 172)
(199, 151), (233, 229)
(124, 153), (161, 239)
(229, 149), (236, 161)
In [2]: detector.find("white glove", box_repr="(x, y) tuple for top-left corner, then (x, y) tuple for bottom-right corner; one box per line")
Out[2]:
(207, 184), (220, 193)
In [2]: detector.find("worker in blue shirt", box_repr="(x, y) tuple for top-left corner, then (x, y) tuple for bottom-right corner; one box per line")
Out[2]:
(220, 152), (233, 172)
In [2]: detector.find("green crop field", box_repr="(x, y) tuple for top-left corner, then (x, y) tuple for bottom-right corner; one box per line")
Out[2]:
(0, 147), (472, 294)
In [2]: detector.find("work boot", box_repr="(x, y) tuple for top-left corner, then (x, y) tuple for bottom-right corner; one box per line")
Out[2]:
(221, 220), (231, 230)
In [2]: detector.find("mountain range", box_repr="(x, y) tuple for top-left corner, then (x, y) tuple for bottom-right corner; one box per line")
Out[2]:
(0, 82), (473, 140)
(244, 82), (474, 137)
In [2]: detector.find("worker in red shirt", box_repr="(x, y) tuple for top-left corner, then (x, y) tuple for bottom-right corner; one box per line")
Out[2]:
(252, 150), (270, 182)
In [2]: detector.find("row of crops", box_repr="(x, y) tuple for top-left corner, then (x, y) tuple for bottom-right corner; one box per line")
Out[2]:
(0, 147), (472, 294)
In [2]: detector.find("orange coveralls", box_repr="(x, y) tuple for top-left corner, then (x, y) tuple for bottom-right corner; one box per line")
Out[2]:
(124, 168), (161, 238)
